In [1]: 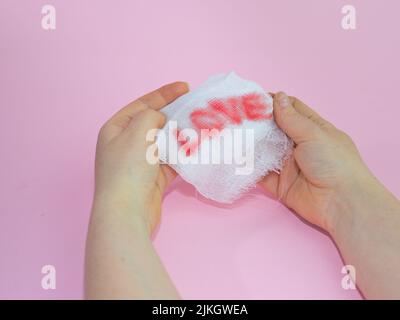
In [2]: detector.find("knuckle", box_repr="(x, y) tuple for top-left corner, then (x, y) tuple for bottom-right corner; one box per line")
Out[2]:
(281, 104), (297, 118)
(337, 128), (349, 139)
(98, 123), (109, 140)
(156, 111), (167, 123)
(289, 95), (298, 104)
(314, 117), (329, 128)
(140, 108), (166, 126)
(141, 107), (156, 117)
(336, 128), (354, 143)
(147, 108), (165, 119)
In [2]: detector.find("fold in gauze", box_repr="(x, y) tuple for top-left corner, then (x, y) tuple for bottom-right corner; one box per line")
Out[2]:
(156, 72), (293, 203)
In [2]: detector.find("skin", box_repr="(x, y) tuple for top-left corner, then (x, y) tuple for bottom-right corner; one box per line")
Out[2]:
(85, 85), (400, 299)
(85, 82), (188, 299)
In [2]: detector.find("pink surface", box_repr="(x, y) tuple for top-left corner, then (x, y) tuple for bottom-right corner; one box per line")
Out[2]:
(0, 0), (399, 299)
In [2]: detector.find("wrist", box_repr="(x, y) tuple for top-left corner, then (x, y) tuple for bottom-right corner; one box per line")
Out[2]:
(326, 166), (388, 237)
(91, 191), (151, 239)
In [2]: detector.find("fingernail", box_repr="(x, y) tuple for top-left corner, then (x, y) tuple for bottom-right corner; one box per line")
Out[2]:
(278, 92), (290, 108)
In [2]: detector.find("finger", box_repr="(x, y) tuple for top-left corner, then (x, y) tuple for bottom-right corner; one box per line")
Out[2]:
(140, 81), (189, 110)
(276, 155), (300, 201)
(289, 96), (333, 129)
(160, 164), (177, 188)
(258, 171), (279, 199)
(100, 82), (188, 142)
(128, 108), (166, 133)
(113, 108), (166, 150)
(109, 82), (188, 127)
(273, 92), (321, 144)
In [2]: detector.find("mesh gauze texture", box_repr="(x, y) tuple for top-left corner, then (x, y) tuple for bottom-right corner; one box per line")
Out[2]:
(157, 72), (293, 203)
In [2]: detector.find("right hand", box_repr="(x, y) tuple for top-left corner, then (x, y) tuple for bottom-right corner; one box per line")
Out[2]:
(259, 92), (374, 232)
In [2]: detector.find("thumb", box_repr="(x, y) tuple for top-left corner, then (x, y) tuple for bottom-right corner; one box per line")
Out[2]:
(273, 92), (320, 144)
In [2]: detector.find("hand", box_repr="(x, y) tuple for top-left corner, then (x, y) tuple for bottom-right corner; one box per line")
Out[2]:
(259, 92), (374, 232)
(86, 82), (188, 299)
(93, 82), (189, 235)
(260, 92), (400, 299)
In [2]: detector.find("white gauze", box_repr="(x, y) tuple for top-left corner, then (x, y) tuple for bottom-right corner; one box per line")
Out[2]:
(157, 72), (293, 203)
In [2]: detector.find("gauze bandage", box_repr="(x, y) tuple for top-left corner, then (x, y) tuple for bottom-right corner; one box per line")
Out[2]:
(156, 72), (293, 203)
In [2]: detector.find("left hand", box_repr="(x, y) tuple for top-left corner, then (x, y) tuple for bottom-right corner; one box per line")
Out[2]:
(93, 82), (189, 235)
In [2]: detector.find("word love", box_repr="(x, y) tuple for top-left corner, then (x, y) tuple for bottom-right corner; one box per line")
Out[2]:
(190, 93), (272, 131)
(176, 93), (272, 156)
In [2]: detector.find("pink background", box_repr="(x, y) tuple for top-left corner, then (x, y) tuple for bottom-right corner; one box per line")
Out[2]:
(1, 0), (399, 299)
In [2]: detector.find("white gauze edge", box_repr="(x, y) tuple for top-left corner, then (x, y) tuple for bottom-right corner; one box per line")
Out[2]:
(157, 72), (293, 203)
